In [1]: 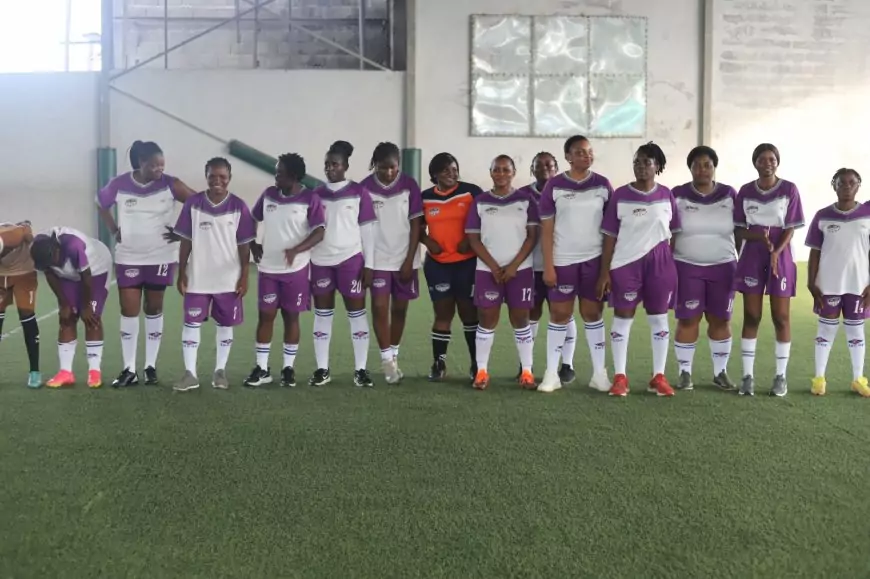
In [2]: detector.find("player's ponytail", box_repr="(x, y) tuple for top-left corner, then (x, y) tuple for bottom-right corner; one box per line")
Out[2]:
(129, 140), (163, 171)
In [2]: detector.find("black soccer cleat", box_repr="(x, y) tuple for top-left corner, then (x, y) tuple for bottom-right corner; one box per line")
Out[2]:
(111, 368), (139, 388)
(281, 367), (297, 388)
(558, 363), (576, 385)
(428, 359), (447, 382)
(144, 366), (159, 385)
(309, 368), (331, 387)
(243, 365), (273, 388)
(354, 369), (374, 388)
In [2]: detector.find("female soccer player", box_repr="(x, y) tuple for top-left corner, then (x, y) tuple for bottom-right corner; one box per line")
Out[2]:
(598, 142), (679, 397)
(97, 140), (196, 388)
(309, 140), (377, 388)
(30, 227), (113, 388)
(805, 168), (870, 397)
(360, 142), (423, 384)
(421, 153), (483, 381)
(0, 222), (41, 387)
(465, 155), (539, 389)
(734, 143), (804, 397)
(172, 158), (255, 392)
(244, 153), (325, 388)
(671, 146), (739, 391)
(539, 136), (615, 393)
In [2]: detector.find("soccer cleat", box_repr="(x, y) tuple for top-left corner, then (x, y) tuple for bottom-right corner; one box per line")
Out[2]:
(588, 369), (611, 392)
(851, 377), (870, 397)
(46, 370), (75, 388)
(428, 359), (447, 382)
(769, 375), (787, 397)
(514, 364), (523, 382)
(713, 371), (737, 391)
(469, 364), (478, 384)
(518, 369), (536, 390)
(111, 368), (139, 388)
(173, 371), (200, 392)
(243, 365), (272, 388)
(87, 370), (103, 389)
(280, 366), (297, 388)
(144, 366), (159, 385)
(472, 369), (490, 390)
(212, 369), (230, 390)
(739, 375), (755, 397)
(309, 368), (331, 387)
(648, 374), (675, 397)
(676, 370), (694, 391)
(559, 363), (577, 385)
(537, 370), (562, 393)
(354, 369), (374, 388)
(382, 359), (402, 384)
(609, 374), (629, 397)
(27, 371), (42, 389)
(811, 376), (827, 396)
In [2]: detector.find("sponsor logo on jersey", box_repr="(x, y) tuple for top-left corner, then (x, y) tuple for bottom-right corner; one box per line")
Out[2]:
(826, 224), (841, 233)
(563, 192), (576, 200)
(744, 276), (758, 287)
(485, 207), (498, 215)
(558, 285), (574, 294)
(746, 205), (759, 214)
(263, 293), (277, 304)
(484, 291), (499, 301)
(345, 205), (354, 211)
(187, 308), (203, 317)
(623, 291), (638, 301)
(435, 283), (450, 292)
(685, 204), (699, 213)
(685, 300), (700, 310)
(826, 297), (841, 306)
(372, 200), (385, 210)
(266, 203), (278, 212)
(124, 199), (138, 208)
(428, 207), (440, 217)
(316, 278), (331, 288)
(198, 221), (213, 231)
(632, 208), (647, 217)
(125, 268), (140, 278)
(373, 278), (387, 288)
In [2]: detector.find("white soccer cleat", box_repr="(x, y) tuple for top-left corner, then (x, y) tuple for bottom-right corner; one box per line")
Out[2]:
(382, 359), (402, 384)
(588, 369), (612, 392)
(537, 370), (563, 393)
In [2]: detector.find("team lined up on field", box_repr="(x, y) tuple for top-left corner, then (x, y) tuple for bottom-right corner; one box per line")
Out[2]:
(1, 136), (867, 399)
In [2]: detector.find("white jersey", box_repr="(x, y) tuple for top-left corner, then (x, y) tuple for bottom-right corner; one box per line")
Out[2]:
(465, 188), (540, 272)
(672, 183), (738, 266)
(602, 183), (681, 270)
(97, 172), (182, 266)
(45, 227), (112, 281)
(538, 171), (613, 266)
(174, 192), (256, 294)
(311, 181), (377, 267)
(252, 187), (325, 274)
(805, 203), (870, 295)
(360, 173), (424, 271)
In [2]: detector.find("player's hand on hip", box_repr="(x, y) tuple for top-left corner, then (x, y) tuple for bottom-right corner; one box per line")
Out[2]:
(595, 272), (611, 301)
(362, 267), (373, 289)
(163, 226), (180, 243)
(236, 275), (248, 297)
(543, 266), (557, 288)
(177, 273), (187, 296)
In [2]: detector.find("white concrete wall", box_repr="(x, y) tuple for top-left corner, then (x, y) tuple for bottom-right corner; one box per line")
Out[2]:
(0, 73), (99, 234)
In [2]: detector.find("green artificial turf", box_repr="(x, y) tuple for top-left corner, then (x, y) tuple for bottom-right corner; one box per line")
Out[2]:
(1, 267), (869, 578)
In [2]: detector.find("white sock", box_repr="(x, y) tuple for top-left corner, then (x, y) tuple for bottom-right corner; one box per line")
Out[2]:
(775, 341), (791, 378)
(58, 340), (77, 372)
(313, 308), (334, 370)
(649, 314), (670, 376)
(610, 316), (634, 375)
(475, 326), (495, 371)
(546, 322), (567, 374)
(380, 348), (393, 362)
(391, 344), (400, 360)
(584, 319), (606, 373)
(216, 325), (233, 371)
(256, 342), (270, 369)
(86, 340), (103, 372)
(182, 323), (201, 376)
(562, 316), (577, 366)
(515, 325), (534, 371)
(144, 313), (164, 368)
(709, 337), (732, 375)
(674, 341), (696, 374)
(119, 315), (139, 371)
(283, 343), (298, 368)
(530, 320), (540, 343)
(741, 338), (757, 377)
(348, 309), (370, 371)
(814, 318), (840, 377)
(844, 320), (866, 379)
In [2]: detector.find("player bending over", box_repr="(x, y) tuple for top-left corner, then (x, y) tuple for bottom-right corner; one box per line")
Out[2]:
(30, 228), (112, 388)
(805, 168), (870, 397)
(245, 153), (325, 388)
(465, 155), (539, 390)
(0, 222), (41, 387)
(172, 157), (255, 392)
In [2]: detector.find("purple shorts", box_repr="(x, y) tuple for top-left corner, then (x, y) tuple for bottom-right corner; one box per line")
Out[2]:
(734, 244), (797, 297)
(371, 270), (419, 301)
(310, 253), (365, 299)
(474, 268), (534, 309)
(59, 273), (110, 317)
(534, 271), (547, 307)
(258, 268), (310, 313)
(548, 257), (603, 303)
(609, 242), (677, 312)
(675, 261), (737, 320)
(184, 292), (243, 326)
(116, 263), (176, 289)
(815, 294), (869, 320)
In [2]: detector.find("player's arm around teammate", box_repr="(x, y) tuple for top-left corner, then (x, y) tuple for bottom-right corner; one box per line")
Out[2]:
(465, 155), (539, 390)
(0, 222), (41, 387)
(732, 144), (804, 397)
(805, 168), (870, 397)
(596, 142), (680, 398)
(243, 153), (325, 389)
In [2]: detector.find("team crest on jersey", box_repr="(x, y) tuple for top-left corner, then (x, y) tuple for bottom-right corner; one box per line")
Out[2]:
(632, 208), (647, 217)
(563, 192), (576, 200)
(198, 221), (213, 231)
(345, 205), (354, 211)
(187, 308), (203, 317)
(435, 283), (450, 292)
(826, 297), (841, 307)
(263, 293), (277, 304)
(484, 291), (499, 301)
(558, 285), (574, 294)
(316, 278), (331, 288)
(623, 292), (638, 301)
(428, 207), (440, 217)
(373, 278), (387, 288)
(685, 204), (699, 213)
(746, 205), (759, 214)
(485, 207), (498, 215)
(685, 300), (700, 310)
(124, 199), (137, 208)
(266, 203), (278, 212)
(372, 200), (385, 210)
(826, 224), (841, 233)
(125, 268), (140, 278)
(744, 276), (758, 287)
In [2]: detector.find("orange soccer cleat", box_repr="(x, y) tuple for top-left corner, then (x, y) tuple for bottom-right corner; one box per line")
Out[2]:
(648, 373), (675, 397)
(609, 373), (630, 397)
(472, 369), (490, 390)
(46, 370), (75, 388)
(87, 370), (103, 389)
(518, 369), (536, 390)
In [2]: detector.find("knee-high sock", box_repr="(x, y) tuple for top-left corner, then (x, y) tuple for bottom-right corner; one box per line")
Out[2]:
(313, 309), (334, 370)
(120, 315), (139, 371)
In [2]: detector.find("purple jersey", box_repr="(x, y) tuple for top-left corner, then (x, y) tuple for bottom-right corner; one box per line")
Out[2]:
(97, 172), (184, 266)
(601, 183), (680, 270)
(36, 227), (112, 281)
(174, 192), (256, 294)
(360, 173), (423, 271)
(734, 179), (804, 248)
(310, 180), (377, 267)
(672, 183), (738, 266)
(252, 187), (325, 274)
(465, 188), (540, 272)
(805, 203), (870, 296)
